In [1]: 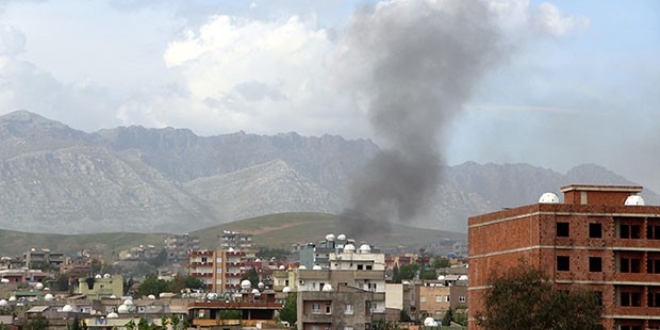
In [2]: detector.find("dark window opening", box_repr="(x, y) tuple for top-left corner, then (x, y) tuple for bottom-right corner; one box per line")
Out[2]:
(589, 257), (602, 272)
(620, 258), (642, 273)
(647, 259), (660, 274)
(648, 225), (660, 239)
(620, 292), (642, 307)
(589, 223), (603, 238)
(557, 222), (570, 237)
(648, 292), (660, 307)
(557, 256), (570, 271)
(631, 259), (641, 273)
(620, 224), (641, 239)
(357, 264), (364, 270)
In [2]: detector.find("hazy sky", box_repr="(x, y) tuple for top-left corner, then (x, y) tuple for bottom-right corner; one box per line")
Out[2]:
(0, 1), (658, 191)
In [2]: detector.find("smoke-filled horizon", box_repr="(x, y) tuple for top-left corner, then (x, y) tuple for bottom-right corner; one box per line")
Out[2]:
(335, 0), (508, 234)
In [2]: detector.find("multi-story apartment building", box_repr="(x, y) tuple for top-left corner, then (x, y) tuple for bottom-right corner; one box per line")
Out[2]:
(219, 230), (253, 250)
(468, 184), (660, 330)
(164, 234), (200, 263)
(23, 248), (65, 269)
(189, 248), (257, 292)
(416, 278), (468, 321)
(297, 286), (383, 330)
(297, 241), (387, 330)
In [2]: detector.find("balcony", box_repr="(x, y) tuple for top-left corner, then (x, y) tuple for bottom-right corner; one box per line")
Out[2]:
(191, 273), (213, 277)
(301, 312), (332, 323)
(352, 270), (385, 280)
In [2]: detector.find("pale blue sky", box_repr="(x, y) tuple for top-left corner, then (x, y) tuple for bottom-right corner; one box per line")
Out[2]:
(0, 0), (658, 190)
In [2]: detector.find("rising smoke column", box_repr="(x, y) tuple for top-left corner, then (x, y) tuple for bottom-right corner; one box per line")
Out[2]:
(335, 0), (508, 234)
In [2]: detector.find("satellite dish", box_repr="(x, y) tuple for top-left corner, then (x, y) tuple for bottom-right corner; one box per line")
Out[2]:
(539, 192), (560, 204)
(625, 195), (645, 206)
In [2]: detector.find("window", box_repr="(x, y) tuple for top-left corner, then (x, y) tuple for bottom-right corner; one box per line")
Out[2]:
(325, 304), (331, 314)
(648, 290), (660, 307)
(357, 264), (364, 270)
(421, 296), (427, 303)
(619, 326), (642, 330)
(620, 258), (642, 273)
(311, 303), (321, 314)
(435, 295), (441, 302)
(216, 257), (222, 262)
(366, 265), (373, 270)
(345, 304), (354, 315)
(620, 292), (642, 307)
(445, 295), (450, 302)
(589, 223), (602, 238)
(557, 256), (570, 271)
(620, 224), (641, 239)
(647, 259), (660, 274)
(459, 295), (466, 303)
(344, 327), (354, 330)
(201, 257), (208, 262)
(648, 224), (660, 239)
(589, 257), (602, 272)
(557, 222), (569, 237)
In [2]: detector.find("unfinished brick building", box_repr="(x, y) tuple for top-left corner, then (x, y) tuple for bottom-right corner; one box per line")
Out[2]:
(468, 184), (660, 330)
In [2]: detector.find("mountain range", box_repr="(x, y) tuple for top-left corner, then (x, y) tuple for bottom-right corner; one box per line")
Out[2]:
(0, 110), (656, 234)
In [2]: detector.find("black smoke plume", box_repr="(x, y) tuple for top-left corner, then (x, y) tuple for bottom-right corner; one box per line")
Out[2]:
(334, 0), (507, 235)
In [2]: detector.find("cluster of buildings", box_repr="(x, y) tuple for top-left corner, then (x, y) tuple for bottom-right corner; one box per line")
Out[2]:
(3, 183), (657, 330)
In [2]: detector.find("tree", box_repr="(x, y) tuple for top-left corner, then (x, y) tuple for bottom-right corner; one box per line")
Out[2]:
(24, 315), (50, 330)
(398, 309), (412, 322)
(168, 275), (203, 293)
(138, 274), (168, 296)
(477, 263), (603, 330)
(431, 257), (451, 269)
(279, 293), (297, 325)
(241, 266), (259, 288)
(442, 307), (453, 327)
(71, 315), (82, 330)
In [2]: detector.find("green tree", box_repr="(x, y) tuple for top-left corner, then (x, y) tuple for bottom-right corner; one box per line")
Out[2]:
(431, 257), (451, 269)
(70, 315), (82, 330)
(442, 307), (453, 327)
(168, 275), (205, 293)
(392, 264), (400, 283)
(397, 264), (419, 281)
(241, 266), (259, 288)
(279, 293), (297, 325)
(477, 263), (603, 330)
(453, 308), (468, 326)
(138, 274), (168, 296)
(398, 309), (412, 322)
(24, 315), (50, 330)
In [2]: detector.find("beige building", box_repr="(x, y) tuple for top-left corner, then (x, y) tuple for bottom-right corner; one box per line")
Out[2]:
(297, 287), (385, 330)
(416, 279), (467, 321)
(189, 248), (257, 292)
(78, 274), (123, 299)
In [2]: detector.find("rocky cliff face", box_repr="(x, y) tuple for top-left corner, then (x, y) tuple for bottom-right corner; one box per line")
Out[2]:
(0, 111), (656, 234)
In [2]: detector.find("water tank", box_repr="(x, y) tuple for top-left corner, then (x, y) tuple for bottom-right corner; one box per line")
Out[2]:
(322, 284), (333, 292)
(0, 299), (7, 306)
(117, 304), (129, 313)
(343, 244), (356, 253)
(282, 287), (291, 293)
(62, 305), (74, 312)
(424, 317), (438, 327)
(44, 294), (54, 301)
(107, 312), (119, 318)
(241, 279), (252, 290)
(358, 244), (371, 253)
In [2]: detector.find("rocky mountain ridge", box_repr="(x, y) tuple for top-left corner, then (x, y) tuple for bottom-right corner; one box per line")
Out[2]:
(0, 110), (656, 234)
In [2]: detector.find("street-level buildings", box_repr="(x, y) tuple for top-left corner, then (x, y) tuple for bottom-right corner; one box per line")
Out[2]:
(468, 184), (660, 330)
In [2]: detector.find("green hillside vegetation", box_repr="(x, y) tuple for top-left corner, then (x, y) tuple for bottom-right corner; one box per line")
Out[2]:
(0, 212), (465, 258)
(191, 212), (466, 250)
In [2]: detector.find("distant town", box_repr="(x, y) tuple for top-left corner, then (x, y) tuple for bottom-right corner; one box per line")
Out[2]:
(0, 184), (658, 330)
